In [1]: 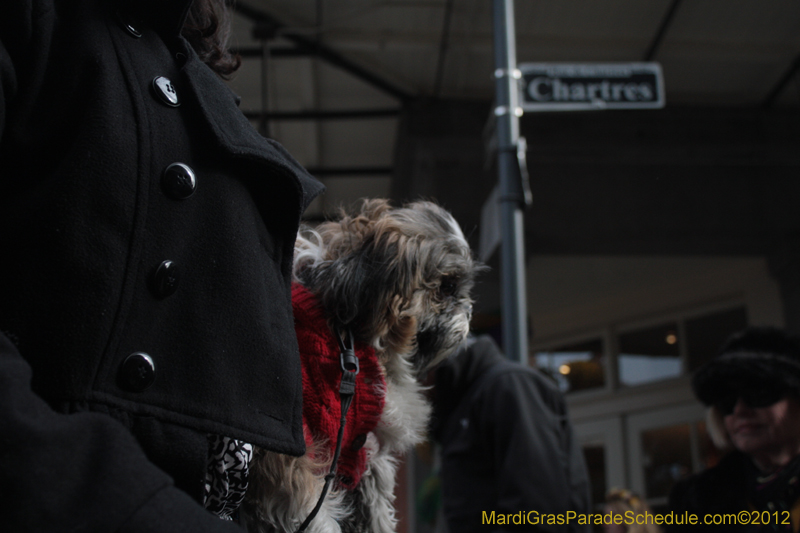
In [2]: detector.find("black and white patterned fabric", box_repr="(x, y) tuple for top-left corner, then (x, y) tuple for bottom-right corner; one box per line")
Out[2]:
(203, 434), (254, 520)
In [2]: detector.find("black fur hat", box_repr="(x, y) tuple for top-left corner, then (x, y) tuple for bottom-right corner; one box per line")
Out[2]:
(692, 327), (800, 406)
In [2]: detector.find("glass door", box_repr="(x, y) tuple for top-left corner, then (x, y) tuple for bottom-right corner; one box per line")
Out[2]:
(626, 404), (718, 510)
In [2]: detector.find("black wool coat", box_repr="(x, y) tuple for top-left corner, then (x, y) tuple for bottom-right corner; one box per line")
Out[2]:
(0, 0), (324, 530)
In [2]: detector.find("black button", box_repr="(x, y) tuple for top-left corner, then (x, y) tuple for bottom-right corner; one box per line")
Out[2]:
(152, 76), (180, 107)
(351, 433), (367, 451)
(118, 352), (156, 392)
(161, 163), (196, 200)
(115, 9), (142, 38)
(150, 260), (180, 298)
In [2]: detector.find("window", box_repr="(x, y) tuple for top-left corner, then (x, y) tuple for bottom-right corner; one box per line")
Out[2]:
(533, 338), (605, 393)
(618, 322), (682, 387)
(616, 306), (747, 388)
(532, 303), (748, 394)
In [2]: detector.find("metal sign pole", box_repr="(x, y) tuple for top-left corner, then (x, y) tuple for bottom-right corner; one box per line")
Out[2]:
(492, 0), (528, 364)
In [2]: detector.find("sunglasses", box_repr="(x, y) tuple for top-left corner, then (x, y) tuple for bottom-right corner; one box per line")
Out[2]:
(716, 388), (786, 416)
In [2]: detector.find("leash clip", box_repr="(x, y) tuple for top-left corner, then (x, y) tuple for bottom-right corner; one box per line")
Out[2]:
(336, 327), (360, 375)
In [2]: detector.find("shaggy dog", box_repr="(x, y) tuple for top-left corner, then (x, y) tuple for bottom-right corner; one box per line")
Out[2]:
(244, 199), (479, 533)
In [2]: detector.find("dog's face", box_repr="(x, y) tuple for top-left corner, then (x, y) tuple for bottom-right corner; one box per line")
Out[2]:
(293, 199), (479, 376)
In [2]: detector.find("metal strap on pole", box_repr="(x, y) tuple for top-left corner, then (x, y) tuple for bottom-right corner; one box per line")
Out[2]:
(492, 0), (529, 364)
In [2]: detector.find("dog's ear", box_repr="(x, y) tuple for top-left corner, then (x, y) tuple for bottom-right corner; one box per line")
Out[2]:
(317, 201), (419, 351)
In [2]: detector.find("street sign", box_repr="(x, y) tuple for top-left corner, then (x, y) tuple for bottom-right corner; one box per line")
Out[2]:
(519, 62), (665, 111)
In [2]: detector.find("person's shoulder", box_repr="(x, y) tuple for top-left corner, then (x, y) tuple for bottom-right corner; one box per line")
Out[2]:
(483, 359), (567, 410)
(481, 359), (533, 387)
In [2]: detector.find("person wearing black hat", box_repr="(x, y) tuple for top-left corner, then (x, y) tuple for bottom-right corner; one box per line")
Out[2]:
(667, 327), (800, 532)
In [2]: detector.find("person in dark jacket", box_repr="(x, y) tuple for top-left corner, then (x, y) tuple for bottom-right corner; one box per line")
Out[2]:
(667, 327), (800, 532)
(430, 335), (592, 532)
(0, 0), (323, 530)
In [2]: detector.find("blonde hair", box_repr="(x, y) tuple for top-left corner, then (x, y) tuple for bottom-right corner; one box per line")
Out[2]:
(605, 489), (662, 533)
(705, 405), (734, 451)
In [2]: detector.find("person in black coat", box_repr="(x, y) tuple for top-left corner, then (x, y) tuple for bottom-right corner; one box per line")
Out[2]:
(667, 327), (800, 532)
(430, 335), (592, 532)
(0, 0), (324, 530)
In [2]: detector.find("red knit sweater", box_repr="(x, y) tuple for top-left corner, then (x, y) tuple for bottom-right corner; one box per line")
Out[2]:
(292, 283), (386, 489)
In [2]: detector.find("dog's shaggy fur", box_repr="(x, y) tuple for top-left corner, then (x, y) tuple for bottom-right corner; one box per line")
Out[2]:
(244, 199), (479, 533)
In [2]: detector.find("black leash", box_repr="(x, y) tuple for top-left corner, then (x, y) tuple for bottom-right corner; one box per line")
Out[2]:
(295, 327), (359, 533)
